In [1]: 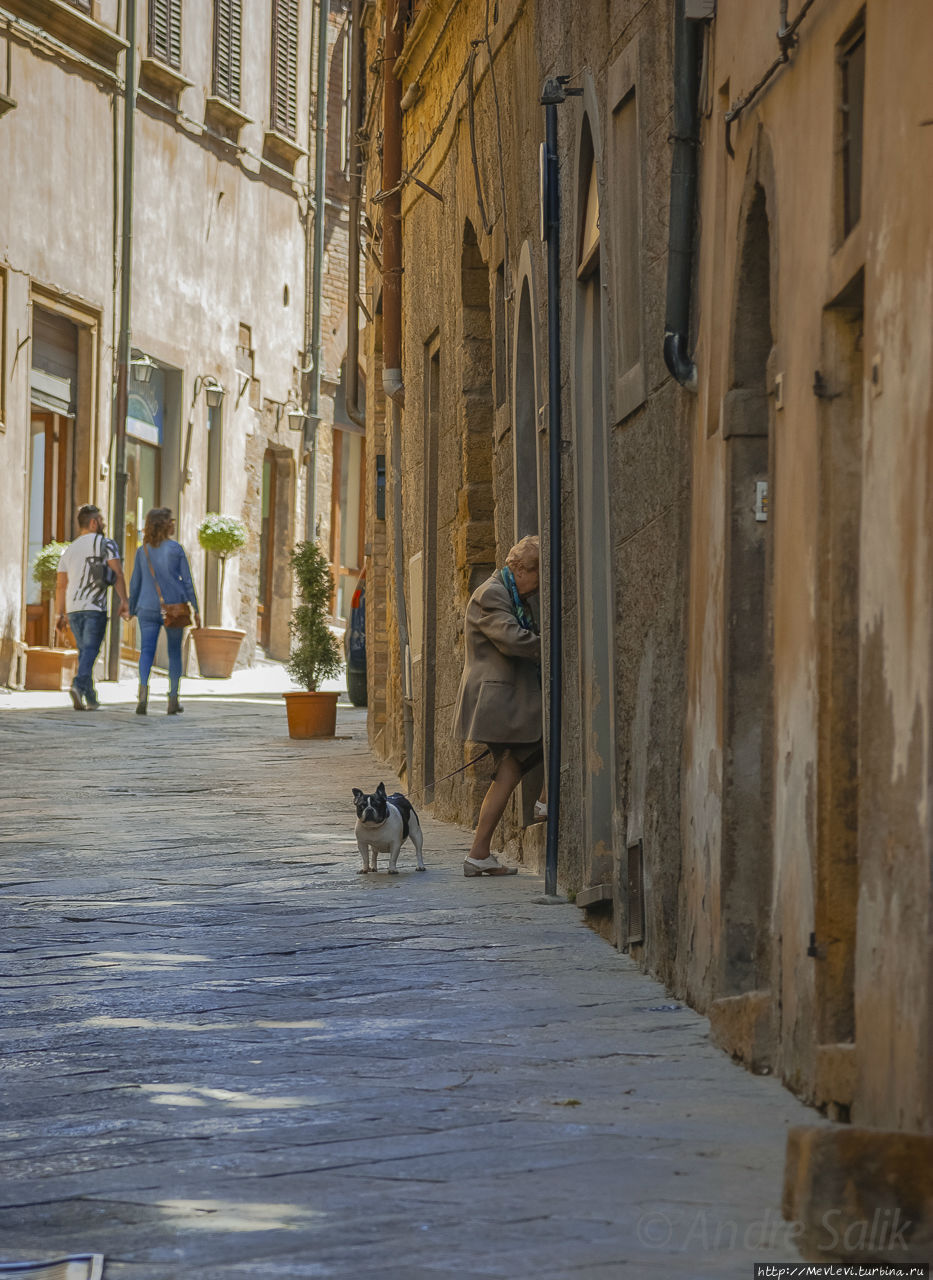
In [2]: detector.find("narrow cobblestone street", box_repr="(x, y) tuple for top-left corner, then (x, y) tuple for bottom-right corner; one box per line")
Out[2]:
(1, 675), (818, 1279)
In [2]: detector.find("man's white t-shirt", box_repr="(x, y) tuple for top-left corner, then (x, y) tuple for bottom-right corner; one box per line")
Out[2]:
(58, 533), (121, 613)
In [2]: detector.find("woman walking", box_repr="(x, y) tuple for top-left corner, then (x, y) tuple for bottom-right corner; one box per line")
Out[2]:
(128, 508), (200, 715)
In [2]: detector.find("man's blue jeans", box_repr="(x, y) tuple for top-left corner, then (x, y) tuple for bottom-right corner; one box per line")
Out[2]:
(137, 611), (183, 695)
(68, 610), (108, 704)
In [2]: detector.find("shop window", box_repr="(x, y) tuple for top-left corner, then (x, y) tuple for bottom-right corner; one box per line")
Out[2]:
(837, 15), (865, 240)
(213, 0), (242, 106)
(149, 0), (182, 68)
(271, 0), (299, 138)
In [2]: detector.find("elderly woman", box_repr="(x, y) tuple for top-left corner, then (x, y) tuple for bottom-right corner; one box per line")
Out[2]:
(453, 534), (543, 876)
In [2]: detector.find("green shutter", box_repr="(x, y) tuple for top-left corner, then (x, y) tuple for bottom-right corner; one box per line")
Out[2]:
(149, 0), (182, 69)
(213, 0), (242, 105)
(271, 0), (299, 138)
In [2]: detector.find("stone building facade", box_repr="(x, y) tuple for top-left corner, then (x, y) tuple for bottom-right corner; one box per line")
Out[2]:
(355, 0), (932, 1257)
(0, 0), (353, 683)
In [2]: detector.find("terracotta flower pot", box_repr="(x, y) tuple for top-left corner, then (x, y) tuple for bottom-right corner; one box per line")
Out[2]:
(24, 646), (78, 691)
(283, 690), (339, 739)
(191, 627), (245, 678)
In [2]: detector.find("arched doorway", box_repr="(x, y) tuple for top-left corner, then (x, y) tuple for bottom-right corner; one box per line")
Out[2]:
(721, 178), (775, 995)
(572, 108), (618, 890)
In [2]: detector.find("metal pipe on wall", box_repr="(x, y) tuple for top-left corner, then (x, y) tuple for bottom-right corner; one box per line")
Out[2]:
(382, 0), (414, 781)
(662, 0), (701, 391)
(345, 0), (365, 430)
(107, 0), (136, 682)
(540, 76), (573, 900)
(305, 0), (331, 540)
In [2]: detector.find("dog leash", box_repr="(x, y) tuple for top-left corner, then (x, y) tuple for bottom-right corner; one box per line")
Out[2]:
(407, 748), (490, 806)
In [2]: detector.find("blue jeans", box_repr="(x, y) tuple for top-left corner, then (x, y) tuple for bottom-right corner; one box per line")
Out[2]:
(68, 610), (108, 703)
(137, 611), (183, 694)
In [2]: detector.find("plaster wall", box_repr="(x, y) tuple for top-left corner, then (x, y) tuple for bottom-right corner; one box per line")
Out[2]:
(686, 0), (933, 1129)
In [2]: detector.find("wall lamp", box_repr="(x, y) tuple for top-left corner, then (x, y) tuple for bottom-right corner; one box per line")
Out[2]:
(201, 375), (226, 408)
(130, 351), (158, 383)
(286, 402), (307, 430)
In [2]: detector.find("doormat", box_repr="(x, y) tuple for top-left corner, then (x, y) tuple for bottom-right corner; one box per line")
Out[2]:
(0, 1259), (103, 1280)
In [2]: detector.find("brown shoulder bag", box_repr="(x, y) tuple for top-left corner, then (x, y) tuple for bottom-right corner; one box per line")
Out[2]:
(144, 546), (195, 629)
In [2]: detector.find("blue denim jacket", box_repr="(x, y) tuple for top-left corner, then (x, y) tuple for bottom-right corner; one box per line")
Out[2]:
(129, 540), (199, 617)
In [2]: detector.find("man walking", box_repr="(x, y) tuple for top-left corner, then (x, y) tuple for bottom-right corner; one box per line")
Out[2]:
(55, 505), (130, 710)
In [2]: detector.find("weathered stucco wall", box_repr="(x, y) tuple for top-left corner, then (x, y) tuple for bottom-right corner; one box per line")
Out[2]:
(685, 0), (933, 1139)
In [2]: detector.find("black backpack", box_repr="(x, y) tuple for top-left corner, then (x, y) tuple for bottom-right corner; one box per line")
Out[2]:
(87, 534), (117, 589)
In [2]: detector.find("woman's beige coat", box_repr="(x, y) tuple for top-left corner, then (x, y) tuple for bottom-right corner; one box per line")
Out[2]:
(452, 574), (541, 744)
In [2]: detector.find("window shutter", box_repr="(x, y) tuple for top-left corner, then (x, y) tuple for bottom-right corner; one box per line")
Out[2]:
(213, 0), (242, 105)
(271, 0), (299, 138)
(149, 0), (182, 69)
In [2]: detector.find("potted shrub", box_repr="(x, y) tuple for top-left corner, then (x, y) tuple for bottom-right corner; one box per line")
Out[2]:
(283, 540), (343, 739)
(24, 540), (78, 690)
(193, 513), (248, 678)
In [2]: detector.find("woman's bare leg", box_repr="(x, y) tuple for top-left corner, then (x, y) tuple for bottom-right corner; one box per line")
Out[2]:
(469, 754), (523, 859)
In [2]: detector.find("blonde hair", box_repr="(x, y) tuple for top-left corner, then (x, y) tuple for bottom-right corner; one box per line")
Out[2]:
(506, 534), (540, 572)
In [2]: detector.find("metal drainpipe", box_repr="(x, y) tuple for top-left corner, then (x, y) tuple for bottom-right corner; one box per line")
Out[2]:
(663, 0), (701, 391)
(107, 0), (136, 682)
(382, 0), (414, 781)
(345, 0), (365, 429)
(540, 75), (580, 898)
(305, 0), (331, 540)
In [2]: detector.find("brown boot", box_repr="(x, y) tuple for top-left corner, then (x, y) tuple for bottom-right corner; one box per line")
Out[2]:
(136, 685), (148, 715)
(167, 694), (183, 715)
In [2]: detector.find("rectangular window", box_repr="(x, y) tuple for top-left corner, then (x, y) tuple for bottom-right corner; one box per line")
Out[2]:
(271, 0), (299, 138)
(838, 18), (865, 239)
(608, 37), (645, 421)
(149, 0), (182, 69)
(213, 0), (242, 106)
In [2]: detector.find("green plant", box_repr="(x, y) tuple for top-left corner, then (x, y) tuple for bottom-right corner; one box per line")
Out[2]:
(197, 513), (247, 606)
(32, 541), (68, 594)
(286, 540), (343, 691)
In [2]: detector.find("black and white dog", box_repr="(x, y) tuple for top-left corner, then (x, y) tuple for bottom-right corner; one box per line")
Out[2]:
(352, 782), (426, 875)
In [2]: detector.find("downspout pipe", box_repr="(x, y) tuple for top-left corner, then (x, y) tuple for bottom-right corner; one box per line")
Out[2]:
(381, 0), (404, 407)
(107, 0), (136, 682)
(345, 0), (365, 429)
(540, 76), (580, 899)
(383, 0), (414, 780)
(663, 0), (701, 392)
(305, 0), (331, 539)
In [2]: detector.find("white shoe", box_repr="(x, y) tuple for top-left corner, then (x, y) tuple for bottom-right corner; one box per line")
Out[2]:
(463, 853), (518, 877)
(533, 801), (548, 822)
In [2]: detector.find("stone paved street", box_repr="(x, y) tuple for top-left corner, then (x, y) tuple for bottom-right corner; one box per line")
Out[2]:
(1, 673), (817, 1279)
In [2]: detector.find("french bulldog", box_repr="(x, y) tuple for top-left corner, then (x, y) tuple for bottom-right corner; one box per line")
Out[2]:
(352, 782), (426, 875)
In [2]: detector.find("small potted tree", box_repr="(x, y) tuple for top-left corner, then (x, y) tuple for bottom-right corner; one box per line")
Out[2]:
(24, 541), (78, 690)
(193, 513), (247, 678)
(283, 540), (343, 738)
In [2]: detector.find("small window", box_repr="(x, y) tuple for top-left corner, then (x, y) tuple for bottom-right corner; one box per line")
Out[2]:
(213, 0), (242, 106)
(271, 0), (299, 138)
(608, 37), (646, 419)
(148, 0), (182, 69)
(578, 158), (600, 277)
(838, 19), (865, 239)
